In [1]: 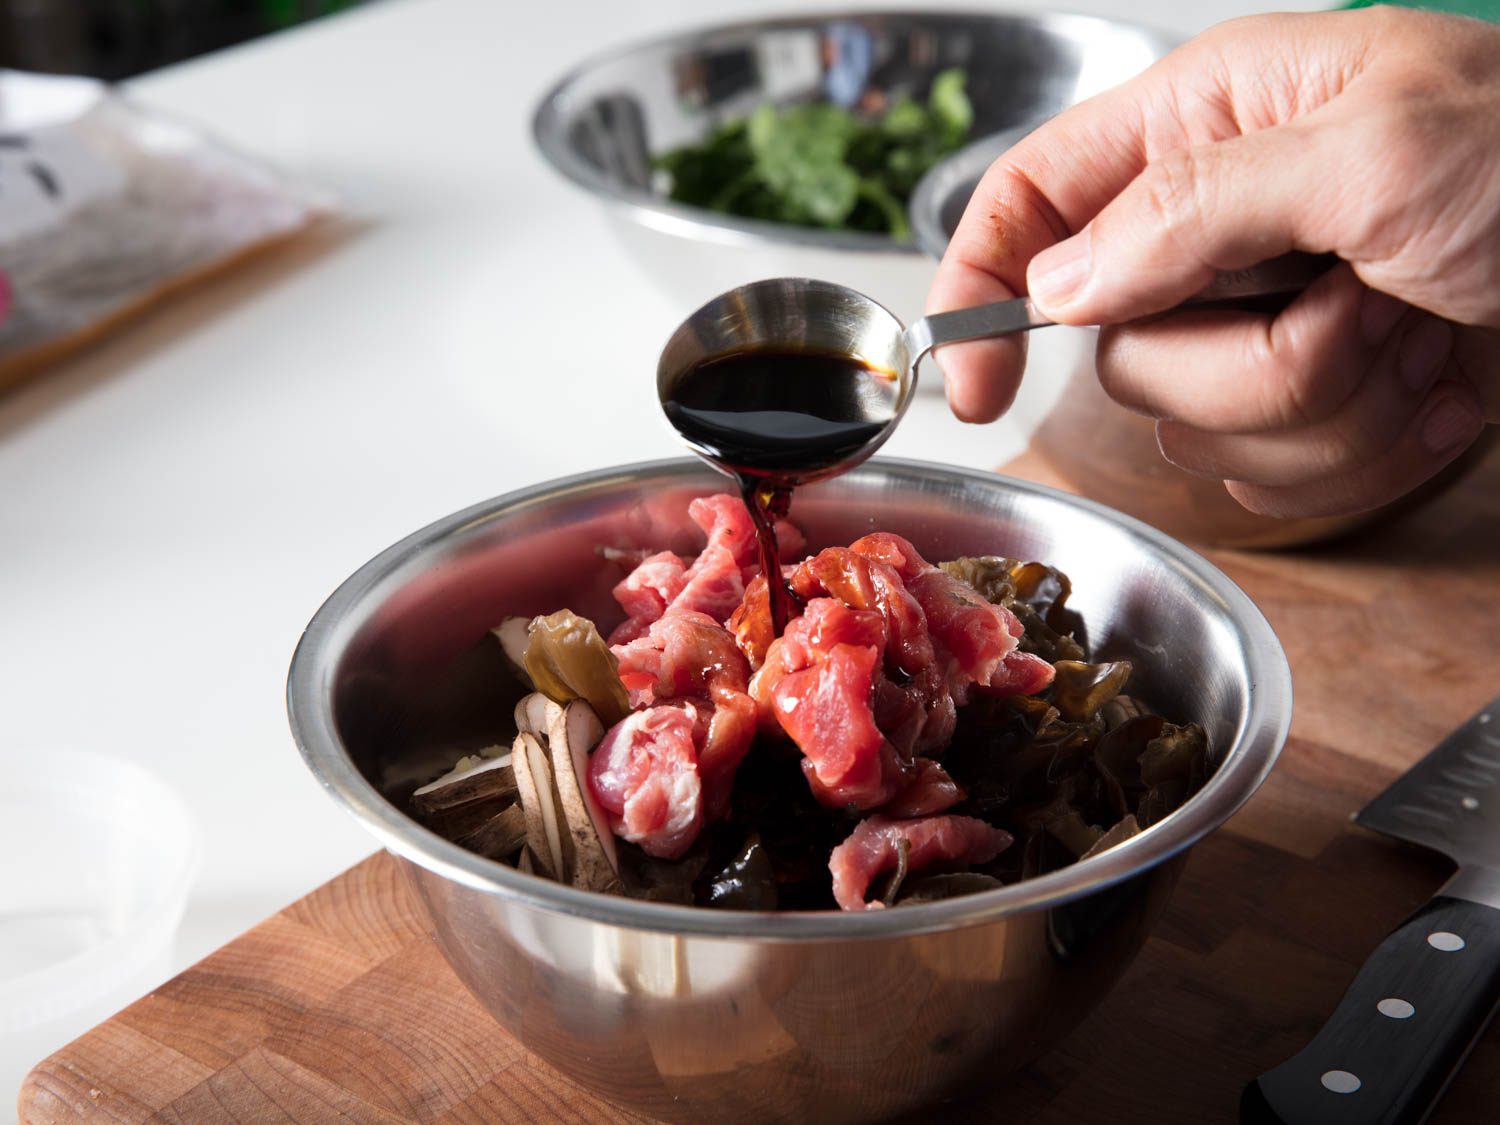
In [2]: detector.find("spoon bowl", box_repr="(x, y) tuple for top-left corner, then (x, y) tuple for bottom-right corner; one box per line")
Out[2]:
(656, 278), (914, 483)
(659, 256), (1335, 484)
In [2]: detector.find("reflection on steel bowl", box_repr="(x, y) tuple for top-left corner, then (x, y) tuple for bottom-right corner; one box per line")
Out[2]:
(532, 11), (1173, 324)
(287, 459), (1290, 1124)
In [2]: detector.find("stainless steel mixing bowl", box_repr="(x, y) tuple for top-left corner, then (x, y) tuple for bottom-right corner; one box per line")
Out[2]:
(532, 10), (1172, 322)
(288, 458), (1291, 1124)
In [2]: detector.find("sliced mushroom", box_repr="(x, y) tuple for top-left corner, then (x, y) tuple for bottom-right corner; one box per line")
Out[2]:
(411, 752), (516, 815)
(458, 803), (528, 861)
(417, 797), (507, 843)
(418, 692), (625, 893)
(512, 731), (566, 879)
(546, 699), (621, 893)
(493, 616), (535, 687)
(516, 691), (564, 740)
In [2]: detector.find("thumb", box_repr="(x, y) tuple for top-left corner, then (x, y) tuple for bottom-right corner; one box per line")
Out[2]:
(1025, 118), (1346, 325)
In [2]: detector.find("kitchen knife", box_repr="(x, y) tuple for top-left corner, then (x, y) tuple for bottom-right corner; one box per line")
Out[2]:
(1242, 696), (1500, 1125)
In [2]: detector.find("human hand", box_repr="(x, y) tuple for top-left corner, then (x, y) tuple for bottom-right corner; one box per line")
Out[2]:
(928, 8), (1500, 518)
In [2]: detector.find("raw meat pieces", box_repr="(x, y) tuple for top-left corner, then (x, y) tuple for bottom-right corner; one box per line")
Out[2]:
(828, 814), (1014, 911)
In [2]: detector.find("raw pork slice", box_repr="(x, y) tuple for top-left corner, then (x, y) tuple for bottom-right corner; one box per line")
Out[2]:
(589, 704), (703, 859)
(851, 532), (1022, 683)
(609, 609), (757, 830)
(771, 642), (914, 810)
(673, 543), (746, 625)
(609, 494), (799, 644)
(689, 493), (806, 578)
(608, 551), (688, 644)
(613, 610), (750, 709)
(792, 547), (934, 676)
(828, 814), (1013, 911)
(880, 759), (964, 819)
(698, 690), (757, 821)
(748, 597), (885, 733)
(989, 649), (1056, 696)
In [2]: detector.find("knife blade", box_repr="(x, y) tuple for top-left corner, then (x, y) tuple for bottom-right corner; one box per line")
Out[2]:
(1242, 696), (1500, 1125)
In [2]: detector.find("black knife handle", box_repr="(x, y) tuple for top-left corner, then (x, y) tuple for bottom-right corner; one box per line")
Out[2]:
(1242, 895), (1500, 1125)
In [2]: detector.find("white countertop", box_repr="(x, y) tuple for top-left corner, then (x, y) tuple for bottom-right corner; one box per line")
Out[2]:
(1, 0), (1323, 1101)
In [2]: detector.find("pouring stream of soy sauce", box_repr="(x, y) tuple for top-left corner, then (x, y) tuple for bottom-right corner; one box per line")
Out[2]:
(661, 348), (900, 633)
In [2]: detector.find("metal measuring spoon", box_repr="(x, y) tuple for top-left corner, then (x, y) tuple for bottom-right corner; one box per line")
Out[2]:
(657, 252), (1334, 481)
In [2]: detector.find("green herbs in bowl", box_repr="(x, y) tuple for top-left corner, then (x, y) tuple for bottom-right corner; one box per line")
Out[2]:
(654, 69), (973, 239)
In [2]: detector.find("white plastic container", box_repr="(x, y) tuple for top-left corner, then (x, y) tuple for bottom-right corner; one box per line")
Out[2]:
(0, 749), (198, 1116)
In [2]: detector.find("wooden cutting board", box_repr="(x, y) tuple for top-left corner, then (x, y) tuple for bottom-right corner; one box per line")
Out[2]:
(20, 447), (1500, 1125)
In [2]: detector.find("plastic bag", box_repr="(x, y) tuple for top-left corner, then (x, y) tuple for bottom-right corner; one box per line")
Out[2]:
(0, 70), (331, 392)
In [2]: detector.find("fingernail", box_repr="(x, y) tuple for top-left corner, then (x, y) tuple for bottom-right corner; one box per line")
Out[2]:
(1398, 317), (1453, 392)
(1359, 288), (1404, 346)
(1421, 393), (1482, 454)
(1028, 229), (1092, 309)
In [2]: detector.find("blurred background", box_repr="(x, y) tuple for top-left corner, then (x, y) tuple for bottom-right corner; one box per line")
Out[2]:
(0, 0), (370, 78)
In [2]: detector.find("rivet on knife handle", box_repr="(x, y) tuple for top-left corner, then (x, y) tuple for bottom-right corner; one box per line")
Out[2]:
(1241, 894), (1500, 1125)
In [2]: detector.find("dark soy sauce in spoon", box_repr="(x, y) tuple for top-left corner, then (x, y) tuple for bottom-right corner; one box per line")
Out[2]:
(661, 348), (900, 633)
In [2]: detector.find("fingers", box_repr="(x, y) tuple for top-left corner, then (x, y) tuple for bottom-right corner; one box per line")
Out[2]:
(924, 262), (1028, 423)
(1027, 118), (1350, 325)
(1093, 263), (1490, 518)
(926, 11), (1371, 419)
(1095, 264), (1373, 433)
(921, 5), (1496, 520)
(1153, 310), (1459, 489)
(1224, 379), (1486, 518)
(923, 119), (1124, 422)
(926, 55), (1180, 421)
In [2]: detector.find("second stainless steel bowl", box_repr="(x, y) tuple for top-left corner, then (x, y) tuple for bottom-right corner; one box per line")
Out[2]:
(532, 10), (1172, 320)
(288, 459), (1290, 1123)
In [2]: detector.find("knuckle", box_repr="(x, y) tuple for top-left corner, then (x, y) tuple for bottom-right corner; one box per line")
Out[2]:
(1243, 330), (1347, 432)
(1330, 409), (1394, 472)
(1242, 345), (1311, 432)
(1335, 93), (1453, 257)
(1136, 149), (1213, 253)
(1378, 91), (1446, 165)
(1363, 3), (1416, 36)
(1308, 416), (1384, 480)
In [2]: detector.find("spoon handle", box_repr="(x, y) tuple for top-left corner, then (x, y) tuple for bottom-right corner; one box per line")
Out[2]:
(907, 251), (1337, 361)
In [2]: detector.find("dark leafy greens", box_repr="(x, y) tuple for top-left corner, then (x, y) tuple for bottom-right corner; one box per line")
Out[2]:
(654, 69), (973, 238)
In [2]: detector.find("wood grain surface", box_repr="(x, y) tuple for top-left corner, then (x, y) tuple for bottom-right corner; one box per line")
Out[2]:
(20, 447), (1500, 1125)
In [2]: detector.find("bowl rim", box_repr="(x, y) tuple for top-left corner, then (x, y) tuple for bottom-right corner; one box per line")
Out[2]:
(909, 125), (1037, 261)
(530, 8), (1179, 256)
(289, 457), (1290, 940)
